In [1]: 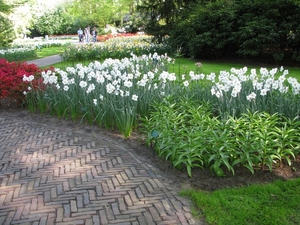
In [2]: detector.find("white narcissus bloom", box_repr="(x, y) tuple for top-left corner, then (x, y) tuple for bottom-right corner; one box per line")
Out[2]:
(183, 81), (189, 87)
(96, 74), (105, 84)
(132, 94), (138, 101)
(207, 73), (216, 82)
(278, 75), (286, 83)
(23, 91), (27, 95)
(287, 77), (299, 88)
(28, 75), (34, 82)
(79, 81), (87, 88)
(78, 70), (85, 79)
(279, 84), (288, 94)
(147, 71), (155, 79)
(66, 67), (76, 74)
(128, 73), (134, 79)
(283, 69), (289, 76)
(211, 87), (216, 96)
(137, 79), (147, 87)
(112, 79), (119, 85)
(167, 73), (177, 81)
(124, 80), (133, 88)
(22, 75), (28, 82)
(255, 82), (263, 90)
(93, 99), (97, 106)
(63, 86), (69, 91)
(99, 94), (104, 100)
(48, 75), (58, 84)
(246, 92), (256, 101)
(270, 68), (278, 76)
(232, 84), (241, 94)
(260, 68), (269, 77)
(28, 86), (32, 91)
(62, 77), (70, 85)
(260, 88), (268, 96)
(231, 90), (238, 98)
(86, 84), (95, 94)
(272, 80), (279, 90)
(106, 83), (115, 94)
(158, 71), (169, 83)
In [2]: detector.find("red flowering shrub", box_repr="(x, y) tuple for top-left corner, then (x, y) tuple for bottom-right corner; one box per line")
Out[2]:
(0, 58), (52, 105)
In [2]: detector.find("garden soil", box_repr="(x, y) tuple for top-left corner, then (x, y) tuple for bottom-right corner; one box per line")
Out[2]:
(2, 104), (300, 192)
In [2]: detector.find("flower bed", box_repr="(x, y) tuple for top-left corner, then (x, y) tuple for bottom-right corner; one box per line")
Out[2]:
(0, 47), (36, 62)
(60, 35), (170, 61)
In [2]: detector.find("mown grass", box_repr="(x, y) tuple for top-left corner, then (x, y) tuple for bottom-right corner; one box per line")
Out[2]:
(35, 46), (300, 79)
(181, 178), (300, 225)
(171, 58), (300, 79)
(47, 56), (300, 80)
(35, 46), (64, 58)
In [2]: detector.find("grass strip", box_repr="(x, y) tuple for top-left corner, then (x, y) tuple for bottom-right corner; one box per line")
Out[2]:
(35, 46), (64, 58)
(181, 178), (300, 225)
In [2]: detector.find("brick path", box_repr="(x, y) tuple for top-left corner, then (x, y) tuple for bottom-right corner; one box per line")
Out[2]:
(0, 109), (202, 225)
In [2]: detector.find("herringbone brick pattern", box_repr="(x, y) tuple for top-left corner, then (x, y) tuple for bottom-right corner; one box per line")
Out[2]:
(0, 110), (200, 225)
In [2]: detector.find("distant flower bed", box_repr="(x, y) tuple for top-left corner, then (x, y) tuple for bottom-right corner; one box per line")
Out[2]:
(97, 33), (145, 42)
(0, 47), (36, 62)
(61, 35), (171, 61)
(0, 39), (66, 61)
(12, 39), (67, 49)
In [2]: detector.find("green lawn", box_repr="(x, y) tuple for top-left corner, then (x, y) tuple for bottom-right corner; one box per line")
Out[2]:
(35, 46), (64, 58)
(48, 56), (300, 80)
(170, 58), (300, 80)
(181, 178), (300, 225)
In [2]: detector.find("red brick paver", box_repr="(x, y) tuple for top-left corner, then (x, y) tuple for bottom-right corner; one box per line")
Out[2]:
(0, 109), (203, 225)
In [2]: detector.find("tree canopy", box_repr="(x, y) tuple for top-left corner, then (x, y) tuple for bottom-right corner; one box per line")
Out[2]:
(0, 0), (15, 47)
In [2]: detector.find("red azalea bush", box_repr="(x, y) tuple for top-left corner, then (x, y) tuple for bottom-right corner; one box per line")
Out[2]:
(0, 58), (52, 105)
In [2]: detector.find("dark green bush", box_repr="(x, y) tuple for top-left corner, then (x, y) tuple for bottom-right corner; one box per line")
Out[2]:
(168, 0), (300, 64)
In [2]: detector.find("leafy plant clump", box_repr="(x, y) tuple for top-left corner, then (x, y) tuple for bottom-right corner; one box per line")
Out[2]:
(143, 96), (300, 177)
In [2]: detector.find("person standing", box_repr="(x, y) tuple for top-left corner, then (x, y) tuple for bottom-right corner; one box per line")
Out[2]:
(77, 28), (83, 42)
(85, 26), (90, 43)
(92, 27), (97, 43)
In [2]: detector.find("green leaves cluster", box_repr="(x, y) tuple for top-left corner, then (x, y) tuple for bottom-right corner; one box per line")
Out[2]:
(33, 6), (74, 35)
(143, 96), (300, 177)
(167, 0), (300, 64)
(0, 0), (15, 47)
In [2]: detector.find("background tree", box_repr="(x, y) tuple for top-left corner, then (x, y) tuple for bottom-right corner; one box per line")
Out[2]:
(233, 0), (300, 63)
(33, 6), (74, 35)
(0, 0), (15, 47)
(137, 0), (196, 41)
(164, 0), (300, 65)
